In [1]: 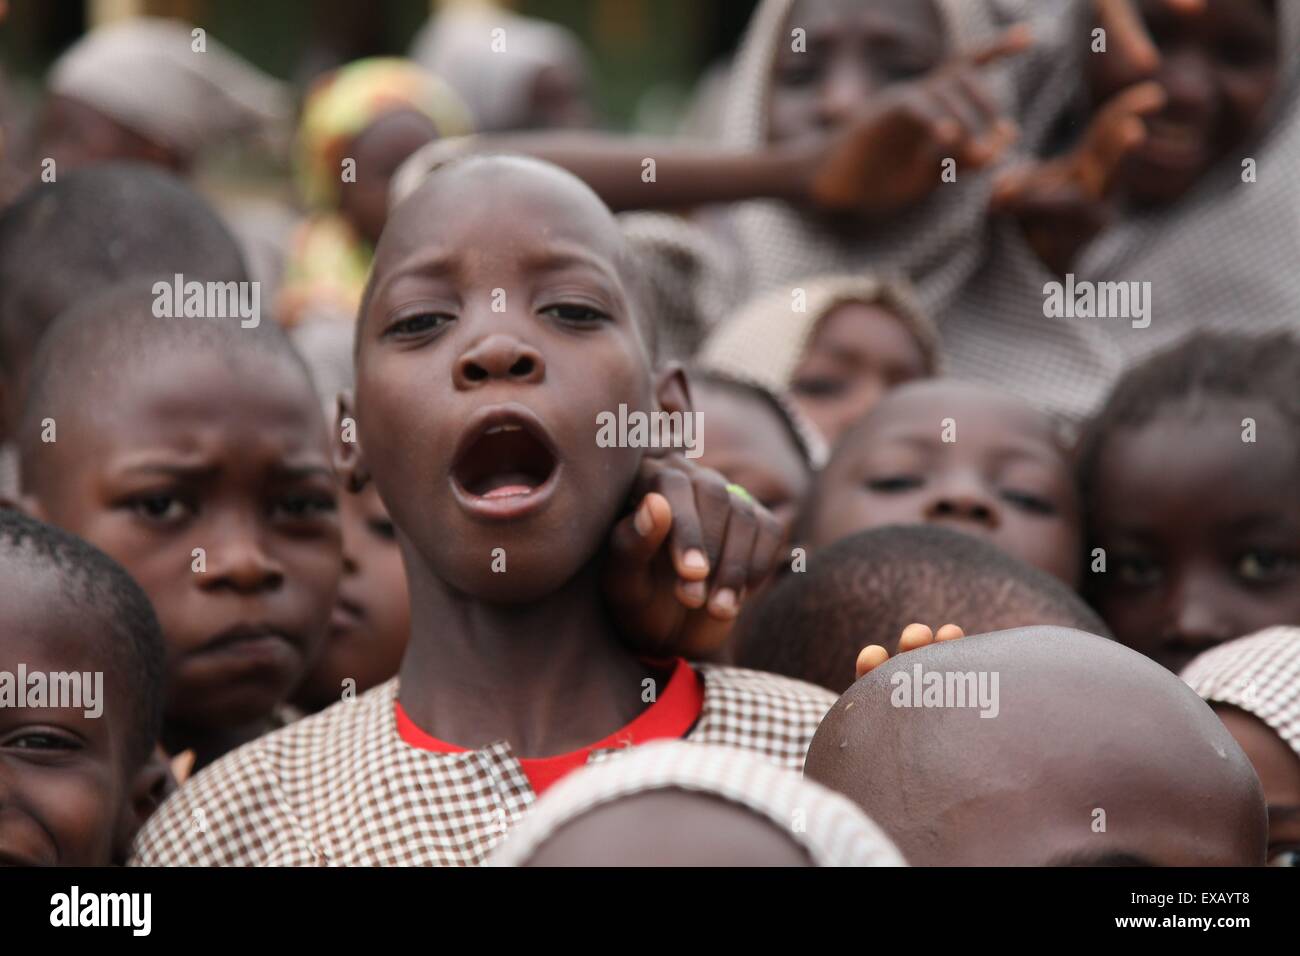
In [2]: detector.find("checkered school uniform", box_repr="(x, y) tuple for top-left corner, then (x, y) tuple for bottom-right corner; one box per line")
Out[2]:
(129, 665), (836, 866)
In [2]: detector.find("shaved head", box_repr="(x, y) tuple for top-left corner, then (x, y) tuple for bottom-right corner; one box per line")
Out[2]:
(805, 627), (1267, 866)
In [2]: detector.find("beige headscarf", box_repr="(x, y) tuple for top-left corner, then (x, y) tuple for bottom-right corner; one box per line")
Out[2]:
(409, 6), (589, 133)
(719, 0), (1031, 315)
(697, 273), (939, 399)
(48, 18), (290, 158)
(941, 0), (1300, 424)
(485, 741), (907, 867)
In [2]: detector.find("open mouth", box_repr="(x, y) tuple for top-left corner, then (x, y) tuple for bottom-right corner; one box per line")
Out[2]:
(450, 406), (560, 512)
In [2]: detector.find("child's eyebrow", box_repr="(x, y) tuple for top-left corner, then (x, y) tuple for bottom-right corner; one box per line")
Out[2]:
(519, 244), (625, 289)
(1045, 848), (1157, 867)
(271, 462), (336, 482)
(109, 454), (220, 480)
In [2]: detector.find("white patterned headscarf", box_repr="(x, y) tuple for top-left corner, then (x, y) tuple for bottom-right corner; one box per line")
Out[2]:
(719, 0), (1032, 316)
(48, 18), (290, 159)
(486, 741), (906, 867)
(1182, 627), (1300, 760)
(941, 0), (1300, 425)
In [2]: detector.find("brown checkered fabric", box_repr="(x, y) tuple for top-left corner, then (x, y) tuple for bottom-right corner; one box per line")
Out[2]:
(129, 665), (836, 866)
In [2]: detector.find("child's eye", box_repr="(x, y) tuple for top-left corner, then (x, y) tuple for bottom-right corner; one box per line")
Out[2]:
(791, 376), (846, 399)
(1115, 555), (1163, 588)
(273, 494), (338, 522)
(540, 303), (609, 324)
(1236, 549), (1297, 584)
(3, 729), (81, 752)
(129, 493), (192, 524)
(1001, 489), (1058, 516)
(385, 313), (453, 338)
(1268, 846), (1300, 867)
(367, 517), (397, 541)
(865, 475), (922, 493)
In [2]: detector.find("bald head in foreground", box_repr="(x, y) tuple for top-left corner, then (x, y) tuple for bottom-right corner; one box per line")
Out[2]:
(805, 627), (1267, 866)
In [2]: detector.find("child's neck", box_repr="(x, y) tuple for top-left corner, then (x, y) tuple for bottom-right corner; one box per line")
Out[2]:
(398, 557), (652, 759)
(162, 716), (280, 772)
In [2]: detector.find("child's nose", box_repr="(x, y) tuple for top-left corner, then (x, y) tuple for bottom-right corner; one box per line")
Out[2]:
(454, 333), (546, 389)
(816, 62), (873, 131)
(1157, 49), (1215, 118)
(1162, 573), (1232, 649)
(924, 481), (1001, 529)
(200, 526), (285, 593)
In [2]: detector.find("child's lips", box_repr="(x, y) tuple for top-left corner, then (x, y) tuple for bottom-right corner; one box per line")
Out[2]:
(449, 403), (563, 521)
(194, 623), (300, 671)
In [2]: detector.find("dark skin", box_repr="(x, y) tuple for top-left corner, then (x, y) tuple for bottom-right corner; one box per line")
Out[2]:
(993, 0), (1280, 273)
(1213, 706), (1300, 867)
(1087, 404), (1300, 672)
(0, 568), (165, 865)
(25, 348), (341, 769)
(292, 480), (409, 712)
(36, 94), (187, 175)
(445, 0), (1028, 219)
(805, 381), (1082, 585)
(340, 157), (780, 756)
(691, 380), (811, 541)
(788, 300), (930, 445)
(336, 109), (440, 247)
(807, 626), (1267, 866)
(523, 789), (812, 866)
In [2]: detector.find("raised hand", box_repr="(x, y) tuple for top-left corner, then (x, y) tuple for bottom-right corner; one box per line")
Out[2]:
(990, 81), (1165, 274)
(805, 24), (1032, 218)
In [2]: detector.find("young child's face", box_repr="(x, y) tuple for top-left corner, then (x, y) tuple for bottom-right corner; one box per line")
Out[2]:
(1086, 0), (1279, 206)
(1213, 706), (1300, 866)
(338, 109), (439, 248)
(693, 382), (810, 539)
(769, 0), (945, 146)
(806, 382), (1082, 585)
(353, 159), (659, 603)
(522, 789), (812, 866)
(31, 348), (341, 732)
(1088, 405), (1300, 672)
(788, 300), (929, 445)
(293, 481), (409, 710)
(0, 568), (141, 865)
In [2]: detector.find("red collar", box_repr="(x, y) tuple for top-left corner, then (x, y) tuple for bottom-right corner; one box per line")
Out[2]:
(394, 658), (703, 795)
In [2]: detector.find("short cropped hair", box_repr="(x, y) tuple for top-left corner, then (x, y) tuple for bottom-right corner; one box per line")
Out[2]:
(0, 163), (247, 375)
(736, 525), (1110, 693)
(0, 508), (164, 766)
(1076, 330), (1300, 508)
(18, 281), (308, 489)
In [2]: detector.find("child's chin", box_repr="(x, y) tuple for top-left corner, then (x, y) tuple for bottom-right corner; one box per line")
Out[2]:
(441, 560), (584, 606)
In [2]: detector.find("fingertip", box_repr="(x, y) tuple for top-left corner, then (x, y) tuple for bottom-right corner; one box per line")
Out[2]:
(676, 577), (707, 609)
(935, 624), (965, 642)
(856, 645), (890, 678)
(898, 622), (934, 651)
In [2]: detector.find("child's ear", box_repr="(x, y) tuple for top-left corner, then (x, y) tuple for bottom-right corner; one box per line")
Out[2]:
(334, 390), (371, 493)
(112, 744), (172, 865)
(653, 362), (694, 417)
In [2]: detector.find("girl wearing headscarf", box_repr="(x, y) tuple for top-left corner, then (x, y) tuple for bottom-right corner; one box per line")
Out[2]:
(409, 5), (595, 133)
(278, 57), (472, 327)
(943, 0), (1300, 423)
(392, 0), (1039, 319)
(699, 273), (940, 446)
(1182, 628), (1300, 867)
(485, 741), (907, 866)
(39, 17), (290, 175)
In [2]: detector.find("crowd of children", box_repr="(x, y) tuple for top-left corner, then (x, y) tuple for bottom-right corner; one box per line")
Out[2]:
(0, 0), (1296, 868)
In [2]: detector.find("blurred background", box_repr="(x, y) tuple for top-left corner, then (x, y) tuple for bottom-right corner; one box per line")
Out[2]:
(0, 0), (758, 132)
